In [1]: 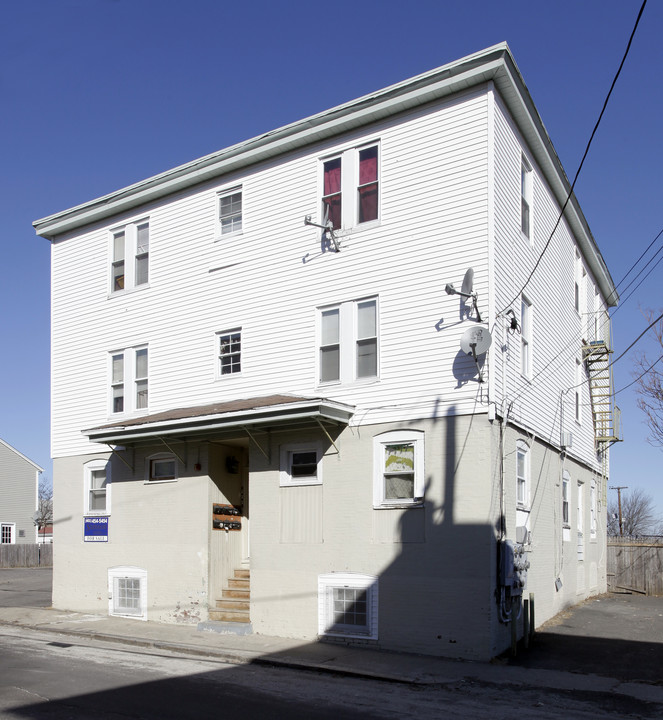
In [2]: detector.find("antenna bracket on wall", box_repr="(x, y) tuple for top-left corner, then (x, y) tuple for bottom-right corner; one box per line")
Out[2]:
(304, 215), (340, 252)
(445, 267), (482, 321)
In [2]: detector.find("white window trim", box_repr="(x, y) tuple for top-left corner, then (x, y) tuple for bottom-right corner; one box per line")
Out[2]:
(520, 295), (532, 380)
(318, 141), (381, 235)
(577, 480), (585, 561)
(215, 328), (242, 379)
(575, 357), (583, 425)
(145, 453), (178, 484)
(521, 154), (532, 242)
(109, 218), (150, 296)
(280, 442), (323, 487)
(109, 345), (149, 417)
(373, 429), (424, 509)
(318, 572), (378, 640)
(317, 296), (379, 387)
(590, 480), (597, 539)
(562, 471), (571, 529)
(108, 566), (148, 620)
(0, 522), (16, 544)
(215, 185), (243, 240)
(84, 459), (111, 515)
(516, 440), (530, 510)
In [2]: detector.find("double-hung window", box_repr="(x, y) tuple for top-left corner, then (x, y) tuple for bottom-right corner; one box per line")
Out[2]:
(521, 156), (532, 239)
(110, 346), (148, 415)
(520, 296), (532, 378)
(373, 430), (424, 508)
(84, 460), (110, 514)
(516, 440), (529, 509)
(217, 329), (241, 377)
(217, 187), (242, 237)
(321, 143), (379, 231)
(318, 298), (378, 384)
(111, 220), (149, 293)
(562, 473), (570, 527)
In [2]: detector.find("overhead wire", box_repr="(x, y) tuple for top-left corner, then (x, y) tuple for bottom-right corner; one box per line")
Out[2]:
(497, 0), (648, 317)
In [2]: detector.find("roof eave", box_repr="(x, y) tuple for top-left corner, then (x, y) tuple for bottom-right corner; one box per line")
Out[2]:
(82, 398), (355, 445)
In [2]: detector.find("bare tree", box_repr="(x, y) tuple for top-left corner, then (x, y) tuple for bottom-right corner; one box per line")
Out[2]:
(634, 309), (663, 447)
(35, 477), (53, 539)
(607, 487), (661, 537)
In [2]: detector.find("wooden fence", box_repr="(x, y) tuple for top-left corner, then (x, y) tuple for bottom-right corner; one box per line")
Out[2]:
(607, 537), (663, 596)
(0, 544), (53, 568)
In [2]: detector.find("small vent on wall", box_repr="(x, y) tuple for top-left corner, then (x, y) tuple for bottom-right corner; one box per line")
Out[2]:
(18, 530), (25, 538)
(560, 432), (573, 449)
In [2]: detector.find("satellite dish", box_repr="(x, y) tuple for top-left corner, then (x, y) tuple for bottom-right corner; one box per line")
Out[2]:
(461, 267), (474, 296)
(460, 326), (492, 383)
(445, 267), (482, 322)
(460, 326), (492, 356)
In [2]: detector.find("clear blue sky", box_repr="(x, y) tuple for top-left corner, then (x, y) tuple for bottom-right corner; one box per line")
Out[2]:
(2, 0), (661, 516)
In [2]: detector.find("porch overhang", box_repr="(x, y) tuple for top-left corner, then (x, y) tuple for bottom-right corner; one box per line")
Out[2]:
(82, 394), (354, 446)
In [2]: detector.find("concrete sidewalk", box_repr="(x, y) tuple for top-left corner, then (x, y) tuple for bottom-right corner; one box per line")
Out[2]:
(1, 604), (662, 707)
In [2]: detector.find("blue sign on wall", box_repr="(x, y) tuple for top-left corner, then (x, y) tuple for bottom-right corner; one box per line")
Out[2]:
(84, 516), (109, 542)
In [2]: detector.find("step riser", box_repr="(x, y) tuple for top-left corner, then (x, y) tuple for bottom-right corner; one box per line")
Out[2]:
(209, 611), (251, 623)
(216, 600), (249, 611)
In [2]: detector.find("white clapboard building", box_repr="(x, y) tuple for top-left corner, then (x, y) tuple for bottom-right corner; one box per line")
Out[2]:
(34, 44), (618, 660)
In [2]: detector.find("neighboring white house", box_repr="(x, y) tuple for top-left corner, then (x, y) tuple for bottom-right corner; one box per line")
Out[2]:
(34, 43), (619, 661)
(0, 438), (43, 544)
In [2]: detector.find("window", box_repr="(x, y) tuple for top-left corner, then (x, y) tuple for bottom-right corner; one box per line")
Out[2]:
(590, 480), (597, 538)
(110, 346), (148, 415)
(1, 523), (15, 544)
(147, 454), (177, 483)
(577, 481), (584, 560)
(217, 329), (241, 376)
(321, 143), (379, 231)
(575, 357), (582, 423)
(108, 566), (147, 620)
(280, 442), (322, 486)
(520, 296), (532, 378)
(318, 573), (378, 640)
(318, 298), (378, 384)
(218, 187), (242, 236)
(110, 220), (149, 293)
(516, 440), (529, 508)
(373, 430), (424, 508)
(574, 250), (586, 314)
(562, 473), (570, 527)
(84, 459), (110, 514)
(521, 156), (532, 238)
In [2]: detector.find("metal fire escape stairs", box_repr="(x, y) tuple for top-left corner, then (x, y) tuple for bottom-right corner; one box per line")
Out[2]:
(581, 316), (622, 499)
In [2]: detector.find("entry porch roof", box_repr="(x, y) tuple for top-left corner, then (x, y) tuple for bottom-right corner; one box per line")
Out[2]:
(82, 394), (354, 446)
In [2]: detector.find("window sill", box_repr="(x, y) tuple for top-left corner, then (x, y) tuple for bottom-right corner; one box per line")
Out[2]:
(84, 511), (110, 516)
(280, 479), (322, 488)
(214, 230), (243, 243)
(373, 501), (423, 510)
(144, 478), (177, 485)
(317, 376), (380, 390)
(334, 219), (381, 238)
(108, 284), (150, 300)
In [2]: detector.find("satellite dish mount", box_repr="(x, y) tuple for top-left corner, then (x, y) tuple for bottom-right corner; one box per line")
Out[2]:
(304, 206), (340, 252)
(460, 326), (492, 383)
(445, 268), (482, 321)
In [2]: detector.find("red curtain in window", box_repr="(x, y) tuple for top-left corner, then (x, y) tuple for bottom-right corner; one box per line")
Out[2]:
(358, 147), (378, 223)
(323, 158), (342, 229)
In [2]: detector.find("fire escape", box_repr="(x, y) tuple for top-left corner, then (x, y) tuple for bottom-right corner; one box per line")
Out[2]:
(582, 315), (622, 447)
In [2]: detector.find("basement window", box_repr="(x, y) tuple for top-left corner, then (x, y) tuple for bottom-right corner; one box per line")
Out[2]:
(318, 573), (378, 640)
(108, 566), (147, 620)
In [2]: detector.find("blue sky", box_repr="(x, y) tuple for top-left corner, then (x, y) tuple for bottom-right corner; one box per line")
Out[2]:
(2, 0), (661, 516)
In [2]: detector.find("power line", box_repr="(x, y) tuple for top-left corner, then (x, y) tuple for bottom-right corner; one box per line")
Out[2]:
(614, 354), (663, 397)
(498, 0), (648, 316)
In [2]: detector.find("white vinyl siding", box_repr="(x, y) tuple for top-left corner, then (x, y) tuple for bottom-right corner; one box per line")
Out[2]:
(491, 94), (602, 468)
(49, 90), (552, 459)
